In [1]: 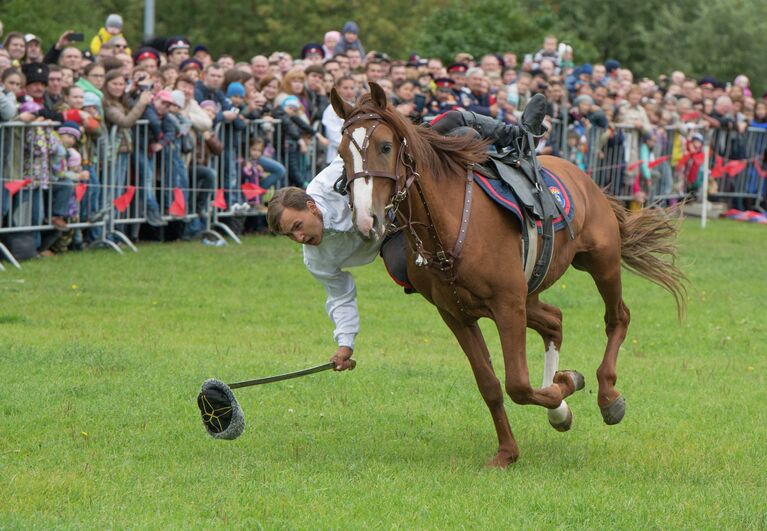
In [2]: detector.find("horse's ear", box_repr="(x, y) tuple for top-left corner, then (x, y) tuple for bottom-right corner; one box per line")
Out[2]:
(369, 82), (388, 110)
(330, 88), (352, 120)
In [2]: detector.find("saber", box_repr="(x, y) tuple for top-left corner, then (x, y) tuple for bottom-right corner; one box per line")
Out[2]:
(197, 359), (355, 440)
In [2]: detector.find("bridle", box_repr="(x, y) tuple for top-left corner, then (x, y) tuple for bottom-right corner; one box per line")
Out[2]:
(339, 112), (419, 224)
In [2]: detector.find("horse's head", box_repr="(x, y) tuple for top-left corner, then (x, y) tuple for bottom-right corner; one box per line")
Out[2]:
(331, 82), (408, 240)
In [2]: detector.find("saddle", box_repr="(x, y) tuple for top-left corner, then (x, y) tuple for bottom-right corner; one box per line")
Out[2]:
(475, 127), (574, 293)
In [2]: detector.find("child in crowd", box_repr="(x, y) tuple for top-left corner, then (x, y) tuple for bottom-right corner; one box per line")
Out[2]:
(226, 82), (246, 111)
(241, 137), (269, 213)
(566, 129), (586, 171)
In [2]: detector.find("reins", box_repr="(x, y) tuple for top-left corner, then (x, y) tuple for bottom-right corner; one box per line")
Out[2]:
(340, 112), (476, 315)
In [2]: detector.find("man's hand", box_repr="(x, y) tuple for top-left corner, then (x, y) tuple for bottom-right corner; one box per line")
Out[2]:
(56, 30), (75, 51)
(331, 346), (354, 371)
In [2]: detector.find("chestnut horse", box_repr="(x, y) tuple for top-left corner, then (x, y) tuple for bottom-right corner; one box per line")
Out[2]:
(331, 84), (686, 467)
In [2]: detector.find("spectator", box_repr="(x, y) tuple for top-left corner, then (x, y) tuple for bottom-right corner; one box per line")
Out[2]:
(0, 48), (12, 72)
(90, 14), (128, 56)
(249, 55), (269, 85)
(76, 62), (105, 103)
(333, 21), (365, 58)
(24, 34), (44, 64)
(322, 75), (355, 164)
(1, 68), (21, 121)
(3, 32), (26, 66)
(166, 37), (191, 67)
(322, 31), (340, 59)
(533, 35), (560, 68)
(459, 67), (496, 117)
(304, 64), (329, 123)
(44, 65), (65, 110)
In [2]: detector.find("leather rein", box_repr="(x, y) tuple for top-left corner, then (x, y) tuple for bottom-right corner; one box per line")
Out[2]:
(340, 112), (476, 283)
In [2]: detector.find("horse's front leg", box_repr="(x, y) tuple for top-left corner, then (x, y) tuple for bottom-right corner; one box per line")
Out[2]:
(494, 297), (584, 410)
(438, 308), (519, 468)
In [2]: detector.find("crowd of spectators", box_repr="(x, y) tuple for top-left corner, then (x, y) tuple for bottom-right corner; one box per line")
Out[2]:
(1, 16), (766, 258)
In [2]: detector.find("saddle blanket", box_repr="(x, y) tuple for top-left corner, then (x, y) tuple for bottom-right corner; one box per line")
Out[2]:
(474, 166), (574, 232)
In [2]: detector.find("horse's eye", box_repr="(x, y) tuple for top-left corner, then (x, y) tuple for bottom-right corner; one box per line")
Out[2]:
(381, 143), (392, 155)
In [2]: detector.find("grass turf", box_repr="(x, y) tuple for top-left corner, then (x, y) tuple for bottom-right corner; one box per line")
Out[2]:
(0, 219), (765, 528)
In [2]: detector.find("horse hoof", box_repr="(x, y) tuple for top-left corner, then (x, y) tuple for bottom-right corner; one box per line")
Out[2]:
(556, 370), (586, 392)
(548, 402), (573, 432)
(485, 448), (519, 468)
(600, 395), (626, 425)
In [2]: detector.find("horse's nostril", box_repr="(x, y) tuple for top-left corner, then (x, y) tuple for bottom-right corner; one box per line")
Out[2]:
(371, 214), (379, 231)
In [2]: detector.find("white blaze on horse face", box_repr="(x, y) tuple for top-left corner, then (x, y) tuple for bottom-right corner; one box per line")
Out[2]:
(349, 126), (376, 238)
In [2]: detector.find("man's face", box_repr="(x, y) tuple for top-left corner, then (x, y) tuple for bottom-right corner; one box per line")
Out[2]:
(468, 72), (484, 93)
(139, 58), (158, 74)
(60, 48), (82, 71)
(336, 56), (350, 74)
(279, 203), (324, 246)
(7, 38), (25, 60)
(26, 41), (43, 60)
(169, 48), (190, 66)
(592, 65), (606, 83)
(540, 59), (555, 77)
(306, 72), (323, 91)
(204, 67), (224, 90)
(480, 55), (500, 73)
(390, 66), (406, 83)
(26, 81), (46, 99)
(593, 86), (608, 105)
(347, 50), (362, 69)
(250, 56), (269, 78)
(218, 56), (234, 70)
(366, 63), (383, 83)
(324, 61), (341, 79)
(47, 71), (63, 96)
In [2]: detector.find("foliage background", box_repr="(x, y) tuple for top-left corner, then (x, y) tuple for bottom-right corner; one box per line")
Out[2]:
(2, 0), (767, 93)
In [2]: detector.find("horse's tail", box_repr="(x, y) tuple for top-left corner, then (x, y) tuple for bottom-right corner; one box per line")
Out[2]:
(608, 198), (688, 319)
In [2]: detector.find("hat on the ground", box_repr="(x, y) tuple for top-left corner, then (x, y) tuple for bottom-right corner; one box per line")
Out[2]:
(342, 21), (359, 35)
(83, 92), (101, 109)
(105, 14), (123, 31)
(226, 82), (245, 98)
(170, 89), (185, 108)
(57, 121), (81, 141)
(21, 62), (48, 85)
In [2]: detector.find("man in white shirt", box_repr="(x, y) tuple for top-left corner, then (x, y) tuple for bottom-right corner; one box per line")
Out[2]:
(267, 157), (376, 371)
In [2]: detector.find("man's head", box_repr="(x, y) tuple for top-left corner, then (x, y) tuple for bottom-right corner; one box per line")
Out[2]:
(250, 54), (269, 80)
(365, 60), (383, 83)
(59, 46), (83, 72)
(218, 54), (235, 71)
(166, 37), (190, 66)
(305, 64), (325, 92)
(46, 65), (63, 96)
(480, 54), (501, 74)
(347, 49), (362, 70)
(24, 34), (43, 62)
(21, 62), (48, 99)
(267, 187), (324, 246)
(466, 67), (485, 94)
(203, 63), (224, 90)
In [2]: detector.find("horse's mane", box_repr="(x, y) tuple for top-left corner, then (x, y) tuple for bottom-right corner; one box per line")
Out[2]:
(352, 94), (490, 178)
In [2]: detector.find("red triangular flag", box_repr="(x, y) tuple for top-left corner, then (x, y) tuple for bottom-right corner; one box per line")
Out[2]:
(169, 187), (186, 217)
(647, 155), (670, 169)
(626, 160), (642, 174)
(75, 183), (88, 202)
(710, 155), (725, 179)
(3, 178), (33, 196)
(212, 188), (227, 209)
(113, 185), (136, 212)
(755, 159), (767, 179)
(241, 182), (267, 201)
(723, 159), (747, 177)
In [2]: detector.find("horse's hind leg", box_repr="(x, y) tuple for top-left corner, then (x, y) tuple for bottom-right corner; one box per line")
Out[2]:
(575, 249), (630, 425)
(438, 309), (519, 468)
(526, 297), (578, 431)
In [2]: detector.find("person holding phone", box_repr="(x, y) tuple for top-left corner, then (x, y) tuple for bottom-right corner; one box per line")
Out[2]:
(391, 79), (423, 122)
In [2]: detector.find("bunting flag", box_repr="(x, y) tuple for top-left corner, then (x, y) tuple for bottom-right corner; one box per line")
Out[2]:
(168, 187), (186, 217)
(647, 155), (670, 169)
(113, 185), (136, 212)
(241, 182), (267, 201)
(212, 188), (227, 209)
(755, 159), (767, 179)
(625, 160), (642, 174)
(3, 178), (33, 196)
(74, 183), (88, 202)
(723, 159), (748, 177)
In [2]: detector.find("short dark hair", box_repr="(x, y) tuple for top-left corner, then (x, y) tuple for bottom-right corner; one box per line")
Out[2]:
(305, 64), (325, 76)
(266, 187), (314, 234)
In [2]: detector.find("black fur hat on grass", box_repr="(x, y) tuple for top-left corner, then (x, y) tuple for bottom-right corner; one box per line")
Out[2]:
(197, 379), (245, 440)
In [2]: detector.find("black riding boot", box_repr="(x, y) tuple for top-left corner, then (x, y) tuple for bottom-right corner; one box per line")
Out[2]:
(438, 93), (548, 151)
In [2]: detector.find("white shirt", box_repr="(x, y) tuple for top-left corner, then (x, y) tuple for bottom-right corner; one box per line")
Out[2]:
(304, 157), (382, 349)
(321, 104), (344, 164)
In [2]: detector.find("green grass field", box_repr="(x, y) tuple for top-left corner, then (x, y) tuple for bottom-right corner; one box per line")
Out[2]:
(1, 219), (765, 529)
